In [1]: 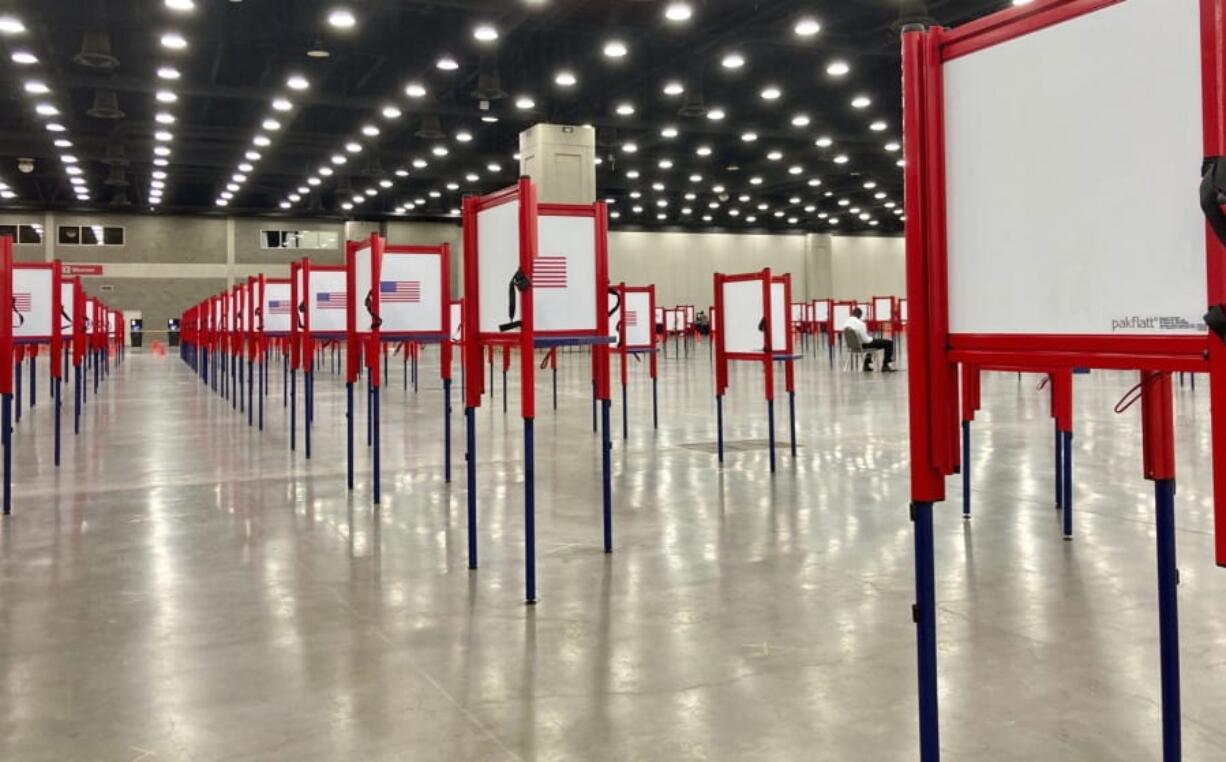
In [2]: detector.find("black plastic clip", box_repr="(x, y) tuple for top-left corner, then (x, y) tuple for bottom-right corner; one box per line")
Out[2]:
(1205, 304), (1226, 345)
(499, 268), (531, 332)
(911, 604), (920, 624)
(1203, 156), (1226, 247)
(12, 297), (24, 327)
(364, 290), (383, 330)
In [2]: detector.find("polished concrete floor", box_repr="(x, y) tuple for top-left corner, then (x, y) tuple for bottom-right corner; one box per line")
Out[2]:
(1, 341), (1224, 761)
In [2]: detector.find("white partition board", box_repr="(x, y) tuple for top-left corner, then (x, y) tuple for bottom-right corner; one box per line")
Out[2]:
(477, 200), (521, 335)
(450, 303), (463, 342)
(900, 299), (909, 322)
(945, 0), (1205, 335)
(814, 301), (830, 323)
(624, 291), (652, 348)
(60, 283), (74, 336)
(683, 306), (695, 326)
(874, 297), (894, 321)
(380, 252), (442, 333)
(770, 282), (787, 352)
(833, 303), (852, 330)
(13, 269), (52, 339)
(264, 283), (292, 334)
(722, 279), (766, 355)
(665, 310), (682, 333)
(858, 302), (872, 320)
(107, 311), (116, 333)
(353, 245), (375, 334)
(710, 307), (718, 333)
(608, 292), (621, 341)
(308, 270), (348, 333)
(791, 304), (804, 322)
(535, 214), (597, 333)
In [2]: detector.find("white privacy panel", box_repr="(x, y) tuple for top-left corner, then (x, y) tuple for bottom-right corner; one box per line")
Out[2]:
(380, 252), (442, 333)
(683, 306), (695, 326)
(833, 303), (852, 330)
(477, 200), (522, 335)
(294, 268), (306, 330)
(107, 311), (116, 333)
(308, 270), (348, 333)
(352, 245), (375, 334)
(900, 299), (909, 322)
(709, 307), (718, 333)
(623, 291), (653, 349)
(654, 307), (663, 326)
(264, 282), (292, 334)
(665, 310), (683, 333)
(722, 279), (766, 355)
(535, 214), (597, 333)
(450, 302), (463, 342)
(874, 297), (894, 321)
(791, 304), (805, 322)
(608, 291), (621, 341)
(770, 282), (787, 352)
(813, 300), (830, 323)
(13, 268), (52, 339)
(945, 0), (1205, 335)
(60, 283), (74, 336)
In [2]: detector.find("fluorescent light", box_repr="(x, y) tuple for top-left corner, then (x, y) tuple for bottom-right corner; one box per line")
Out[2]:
(794, 17), (821, 37)
(664, 2), (693, 22)
(436, 55), (459, 71)
(10, 51), (36, 65)
(160, 32), (188, 50)
(328, 8), (356, 29)
(555, 70), (577, 87)
(158, 66), (181, 80)
(0, 15), (27, 35)
(286, 74), (310, 90)
(603, 40), (627, 58)
(826, 60), (850, 77)
(473, 23), (498, 42)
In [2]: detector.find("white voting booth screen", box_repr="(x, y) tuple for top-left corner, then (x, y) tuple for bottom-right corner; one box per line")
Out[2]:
(353, 245), (375, 334)
(722, 279), (768, 355)
(770, 282), (787, 353)
(264, 282), (292, 334)
(309, 270), (347, 333)
(791, 304), (805, 323)
(654, 307), (664, 326)
(107, 310), (116, 334)
(608, 292), (621, 341)
(13, 268), (52, 339)
(476, 199), (521, 335)
(944, 0), (1205, 336)
(535, 213), (597, 334)
(900, 299), (909, 322)
(874, 297), (894, 322)
(665, 310), (683, 333)
(814, 300), (830, 323)
(380, 252), (443, 333)
(833, 303), (852, 331)
(60, 283), (74, 336)
(450, 302), (463, 342)
(623, 291), (652, 349)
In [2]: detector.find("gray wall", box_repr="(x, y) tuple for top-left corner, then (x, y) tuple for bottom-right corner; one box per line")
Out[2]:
(0, 210), (903, 338)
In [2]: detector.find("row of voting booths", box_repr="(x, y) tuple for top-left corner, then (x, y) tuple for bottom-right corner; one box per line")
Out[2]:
(0, 237), (124, 515)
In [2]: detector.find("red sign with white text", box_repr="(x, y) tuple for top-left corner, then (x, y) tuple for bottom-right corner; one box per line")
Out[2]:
(61, 264), (103, 276)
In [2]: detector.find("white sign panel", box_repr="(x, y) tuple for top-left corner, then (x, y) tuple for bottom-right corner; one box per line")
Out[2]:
(60, 282), (74, 337)
(770, 282), (787, 353)
(623, 290), (652, 349)
(477, 200), (522, 335)
(13, 268), (52, 339)
(814, 300), (830, 323)
(665, 310), (683, 333)
(833, 303), (852, 331)
(874, 297), (894, 322)
(535, 214), (597, 333)
(450, 302), (463, 342)
(308, 270), (347, 333)
(722, 279), (767, 355)
(944, 0), (1204, 335)
(264, 282), (292, 334)
(380, 252), (442, 333)
(352, 245), (375, 334)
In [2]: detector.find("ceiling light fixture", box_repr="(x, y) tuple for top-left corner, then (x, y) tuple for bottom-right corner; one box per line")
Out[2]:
(436, 55), (460, 71)
(287, 74), (310, 90)
(10, 51), (36, 65)
(603, 40), (627, 58)
(721, 52), (745, 69)
(555, 70), (577, 87)
(794, 17), (821, 37)
(328, 8), (357, 29)
(160, 32), (188, 50)
(826, 60), (850, 77)
(664, 2), (693, 23)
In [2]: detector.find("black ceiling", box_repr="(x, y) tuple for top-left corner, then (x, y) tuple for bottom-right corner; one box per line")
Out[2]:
(0, 0), (1014, 233)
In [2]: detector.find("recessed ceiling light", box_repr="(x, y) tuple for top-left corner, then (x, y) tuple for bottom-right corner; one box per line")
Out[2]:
(64, 165), (82, 175)
(721, 52), (745, 69)
(35, 103), (59, 116)
(808, 178), (822, 187)
(362, 124), (380, 137)
(706, 108), (725, 121)
(826, 60), (850, 77)
(760, 86), (781, 101)
(788, 165), (803, 175)
(603, 40), (627, 58)
(794, 17), (821, 37)
(328, 8), (357, 29)
(153, 158), (169, 167)
(851, 95), (872, 109)
(885, 142), (901, 152)
(870, 120), (888, 132)
(345, 141), (362, 153)
(412, 159), (427, 169)
(10, 51), (36, 65)
(23, 80), (49, 95)
(815, 136), (833, 148)
(555, 70), (577, 87)
(156, 90), (179, 104)
(54, 139), (72, 148)
(155, 130), (174, 142)
(626, 170), (640, 180)
(622, 142), (638, 154)
(516, 96), (536, 110)
(405, 82), (427, 98)
(767, 150), (783, 161)
(473, 23), (498, 42)
(237, 163), (252, 173)
(331, 154), (347, 165)
(161, 32), (188, 50)
(662, 81), (684, 96)
(833, 154), (849, 164)
(658, 159), (674, 169)
(60, 154), (78, 164)
(309, 176), (323, 185)
(155, 112), (176, 124)
(157, 66), (181, 80)
(660, 126), (679, 139)
(615, 102), (635, 116)
(455, 130), (473, 142)
(0, 15), (26, 35)
(436, 55), (459, 71)
(791, 114), (810, 127)
(749, 176), (763, 185)
(695, 145), (712, 157)
(482, 115), (499, 123)
(319, 166), (335, 176)
(382, 105), (402, 119)
(432, 145), (449, 157)
(287, 74), (310, 90)
(688, 175), (701, 183)
(652, 182), (665, 191)
(245, 151), (262, 161)
(262, 118), (282, 131)
(253, 134), (271, 147)
(664, 2), (693, 22)
(153, 145), (171, 156)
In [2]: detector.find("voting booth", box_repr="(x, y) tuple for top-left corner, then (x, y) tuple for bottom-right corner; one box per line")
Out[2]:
(610, 283), (660, 437)
(712, 269), (798, 472)
(902, 1), (1226, 757)
(461, 178), (614, 603)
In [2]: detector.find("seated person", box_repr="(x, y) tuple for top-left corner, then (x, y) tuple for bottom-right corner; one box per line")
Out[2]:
(843, 307), (895, 372)
(694, 311), (711, 336)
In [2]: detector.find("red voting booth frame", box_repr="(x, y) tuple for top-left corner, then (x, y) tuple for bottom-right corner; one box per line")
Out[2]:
(11, 262), (65, 473)
(902, 1), (1226, 759)
(461, 178), (614, 604)
(712, 269), (798, 473)
(611, 283), (660, 439)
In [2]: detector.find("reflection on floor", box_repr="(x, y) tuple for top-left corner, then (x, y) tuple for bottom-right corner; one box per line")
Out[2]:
(0, 342), (1223, 760)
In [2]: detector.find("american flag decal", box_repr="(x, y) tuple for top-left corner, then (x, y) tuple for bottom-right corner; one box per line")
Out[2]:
(380, 280), (421, 303)
(268, 300), (291, 315)
(13, 292), (31, 312)
(625, 310), (638, 327)
(317, 291), (347, 310)
(533, 256), (568, 289)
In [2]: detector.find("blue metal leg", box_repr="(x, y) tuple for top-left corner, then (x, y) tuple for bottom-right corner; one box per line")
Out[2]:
(913, 500), (940, 761)
(552, 366), (557, 411)
(652, 377), (658, 430)
(290, 369), (297, 451)
(53, 377), (60, 467)
(305, 371), (312, 460)
(366, 375), (372, 448)
(444, 377), (452, 484)
(413, 349), (418, 393)
(466, 406), (478, 569)
(601, 398), (612, 553)
(2, 394), (10, 515)
(716, 394), (724, 464)
(591, 380), (596, 431)
(828, 344), (834, 367)
(15, 361), (21, 423)
(74, 365), (81, 435)
(1062, 431), (1073, 539)
(524, 417), (536, 604)
(622, 383), (629, 440)
(258, 360), (264, 431)
(283, 358), (287, 407)
(767, 399), (777, 473)
(1154, 478), (1181, 761)
(1055, 423), (1063, 509)
(346, 382), (354, 490)
(247, 359), (253, 426)
(372, 383), (380, 504)
(502, 371), (507, 413)
(788, 390), (797, 458)
(30, 355), (35, 409)
(963, 420), (972, 519)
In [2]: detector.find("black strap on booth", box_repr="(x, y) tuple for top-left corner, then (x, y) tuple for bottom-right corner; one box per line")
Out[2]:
(60, 305), (72, 332)
(499, 268), (531, 332)
(295, 301), (306, 330)
(1203, 156), (1226, 247)
(758, 317), (767, 352)
(12, 297), (23, 328)
(364, 289), (383, 330)
(608, 287), (623, 347)
(254, 306), (263, 332)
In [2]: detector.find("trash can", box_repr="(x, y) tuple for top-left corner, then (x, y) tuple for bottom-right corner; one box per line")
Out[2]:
(129, 318), (144, 348)
(167, 318), (180, 347)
